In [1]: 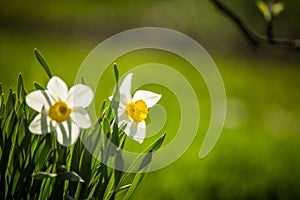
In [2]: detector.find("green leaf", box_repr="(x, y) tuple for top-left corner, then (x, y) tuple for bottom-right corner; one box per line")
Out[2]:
(123, 172), (147, 200)
(102, 118), (110, 134)
(17, 73), (26, 100)
(15, 99), (25, 119)
(122, 152), (153, 199)
(115, 133), (166, 193)
(150, 133), (166, 151)
(256, 0), (271, 21)
(0, 94), (5, 118)
(99, 100), (107, 121)
(138, 151), (152, 171)
(114, 150), (124, 185)
(61, 171), (84, 183)
(271, 2), (284, 17)
(78, 149), (92, 199)
(121, 134), (166, 198)
(111, 122), (119, 146)
(34, 82), (45, 90)
(39, 175), (53, 199)
(111, 64), (120, 119)
(32, 172), (57, 180)
(80, 149), (92, 181)
(102, 174), (115, 200)
(68, 139), (82, 197)
(34, 48), (53, 78)
(93, 164), (108, 199)
(131, 133), (166, 172)
(106, 103), (113, 118)
(35, 137), (51, 170)
(70, 139), (82, 173)
(3, 89), (15, 122)
(81, 76), (86, 84)
(120, 134), (126, 149)
(113, 63), (119, 83)
(4, 110), (17, 135)
(0, 83), (2, 95)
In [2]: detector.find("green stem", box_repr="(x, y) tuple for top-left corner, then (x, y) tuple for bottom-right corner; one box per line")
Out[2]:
(49, 146), (67, 199)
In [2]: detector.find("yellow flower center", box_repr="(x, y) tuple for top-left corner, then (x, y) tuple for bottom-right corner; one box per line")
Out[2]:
(48, 101), (72, 123)
(127, 100), (148, 122)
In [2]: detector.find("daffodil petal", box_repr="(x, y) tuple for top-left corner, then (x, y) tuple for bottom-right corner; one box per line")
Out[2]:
(71, 107), (92, 129)
(133, 90), (162, 108)
(123, 121), (136, 137)
(118, 111), (130, 127)
(119, 94), (128, 110)
(54, 120), (80, 147)
(134, 121), (146, 143)
(26, 90), (52, 111)
(47, 76), (68, 100)
(29, 113), (52, 134)
(119, 73), (133, 102)
(110, 94), (127, 118)
(67, 84), (93, 108)
(123, 121), (146, 143)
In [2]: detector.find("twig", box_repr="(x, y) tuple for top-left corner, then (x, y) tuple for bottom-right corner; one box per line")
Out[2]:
(210, 0), (300, 49)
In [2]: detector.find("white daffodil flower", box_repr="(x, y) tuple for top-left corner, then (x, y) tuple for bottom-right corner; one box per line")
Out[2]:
(26, 76), (94, 146)
(112, 73), (162, 143)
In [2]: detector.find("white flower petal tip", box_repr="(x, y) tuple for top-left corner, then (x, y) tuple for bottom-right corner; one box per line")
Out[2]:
(131, 127), (146, 144)
(133, 136), (145, 144)
(127, 122), (146, 144)
(28, 114), (52, 134)
(121, 73), (133, 88)
(136, 139), (144, 144)
(71, 107), (92, 129)
(119, 73), (133, 101)
(26, 90), (52, 112)
(54, 121), (80, 147)
(47, 76), (68, 100)
(26, 76), (94, 147)
(134, 121), (146, 143)
(133, 90), (162, 108)
(67, 84), (94, 108)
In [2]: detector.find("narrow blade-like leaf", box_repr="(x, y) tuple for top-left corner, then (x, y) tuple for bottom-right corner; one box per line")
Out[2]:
(34, 48), (53, 78)
(34, 82), (45, 90)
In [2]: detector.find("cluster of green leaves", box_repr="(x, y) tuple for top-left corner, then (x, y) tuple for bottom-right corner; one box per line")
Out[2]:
(0, 49), (166, 199)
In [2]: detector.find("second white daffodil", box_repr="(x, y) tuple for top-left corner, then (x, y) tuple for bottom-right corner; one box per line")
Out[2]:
(26, 76), (94, 146)
(113, 73), (162, 143)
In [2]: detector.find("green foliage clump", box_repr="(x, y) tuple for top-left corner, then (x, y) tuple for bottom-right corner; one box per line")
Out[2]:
(0, 49), (166, 199)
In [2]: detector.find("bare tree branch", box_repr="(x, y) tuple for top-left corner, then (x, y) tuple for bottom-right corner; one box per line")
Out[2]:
(210, 0), (300, 49)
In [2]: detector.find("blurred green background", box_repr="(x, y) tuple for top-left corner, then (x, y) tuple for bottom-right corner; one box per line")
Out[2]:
(1, 0), (300, 199)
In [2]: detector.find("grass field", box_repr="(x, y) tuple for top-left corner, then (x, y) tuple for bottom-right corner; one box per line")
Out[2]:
(1, 30), (300, 199)
(132, 57), (300, 200)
